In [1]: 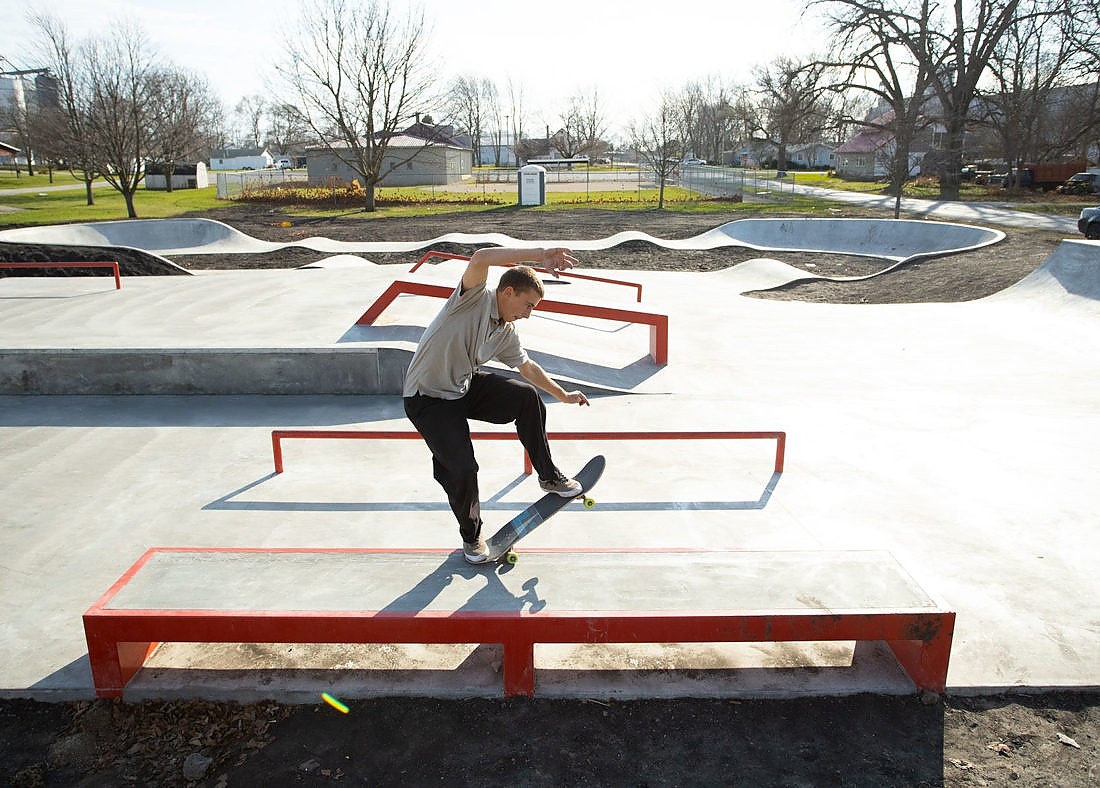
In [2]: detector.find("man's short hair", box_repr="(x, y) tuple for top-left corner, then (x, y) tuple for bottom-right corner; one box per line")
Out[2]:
(499, 265), (544, 297)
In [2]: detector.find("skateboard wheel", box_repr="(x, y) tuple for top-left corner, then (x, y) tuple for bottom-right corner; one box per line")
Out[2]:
(583, 496), (596, 509)
(505, 551), (519, 565)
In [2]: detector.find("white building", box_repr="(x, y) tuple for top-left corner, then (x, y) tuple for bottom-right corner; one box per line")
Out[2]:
(209, 147), (274, 171)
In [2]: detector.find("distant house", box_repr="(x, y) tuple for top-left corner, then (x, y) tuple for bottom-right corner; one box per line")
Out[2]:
(0, 140), (19, 167)
(306, 124), (472, 187)
(144, 162), (209, 190)
(476, 130), (518, 167)
(209, 147), (274, 171)
(787, 143), (836, 170)
(835, 129), (894, 179)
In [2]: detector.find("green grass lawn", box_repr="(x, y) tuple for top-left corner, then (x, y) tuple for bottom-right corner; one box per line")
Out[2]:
(0, 184), (223, 226)
(2, 169), (1091, 228)
(0, 169), (88, 189)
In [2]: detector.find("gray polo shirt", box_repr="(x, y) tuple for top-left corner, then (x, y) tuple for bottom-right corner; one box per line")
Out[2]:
(402, 282), (528, 399)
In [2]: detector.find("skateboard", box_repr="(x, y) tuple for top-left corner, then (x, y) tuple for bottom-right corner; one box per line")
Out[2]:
(483, 455), (605, 565)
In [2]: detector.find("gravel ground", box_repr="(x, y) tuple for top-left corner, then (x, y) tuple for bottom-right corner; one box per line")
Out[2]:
(1, 203), (1095, 787)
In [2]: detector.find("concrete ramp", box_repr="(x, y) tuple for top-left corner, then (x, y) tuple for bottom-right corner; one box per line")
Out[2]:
(0, 216), (1004, 262)
(984, 239), (1100, 308)
(705, 218), (1003, 261)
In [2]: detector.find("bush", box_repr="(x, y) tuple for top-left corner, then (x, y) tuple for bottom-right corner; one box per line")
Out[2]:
(234, 180), (509, 208)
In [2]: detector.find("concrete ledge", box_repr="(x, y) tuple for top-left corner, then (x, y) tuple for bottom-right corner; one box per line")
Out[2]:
(0, 347), (410, 395)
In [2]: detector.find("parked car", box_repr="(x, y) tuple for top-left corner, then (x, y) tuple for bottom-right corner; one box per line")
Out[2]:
(1058, 172), (1100, 196)
(1079, 206), (1100, 240)
(681, 158), (707, 166)
(276, 158), (294, 169)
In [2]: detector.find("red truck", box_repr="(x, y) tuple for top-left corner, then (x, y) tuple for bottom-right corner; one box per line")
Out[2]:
(1017, 159), (1089, 190)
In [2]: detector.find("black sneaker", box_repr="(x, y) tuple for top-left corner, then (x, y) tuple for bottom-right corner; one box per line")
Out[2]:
(539, 470), (582, 497)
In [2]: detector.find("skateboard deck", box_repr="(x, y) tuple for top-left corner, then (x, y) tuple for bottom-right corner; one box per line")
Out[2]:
(484, 455), (605, 564)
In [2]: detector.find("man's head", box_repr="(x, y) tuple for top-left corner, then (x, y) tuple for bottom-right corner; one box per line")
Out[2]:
(496, 265), (544, 322)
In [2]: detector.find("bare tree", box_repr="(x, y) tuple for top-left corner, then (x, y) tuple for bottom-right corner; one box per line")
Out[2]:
(273, 0), (437, 212)
(817, 0), (937, 216)
(685, 77), (740, 165)
(557, 88), (608, 160)
(816, 0), (1056, 200)
(484, 83), (504, 166)
(629, 91), (686, 209)
(752, 57), (834, 171)
(265, 102), (313, 157)
(146, 66), (222, 192)
(1, 84), (40, 177)
(506, 78), (527, 165)
(233, 94), (267, 148)
(980, 0), (1100, 168)
(448, 75), (496, 166)
(81, 23), (157, 219)
(28, 13), (103, 204)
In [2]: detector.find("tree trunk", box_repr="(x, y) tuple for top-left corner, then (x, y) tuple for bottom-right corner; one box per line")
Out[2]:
(124, 190), (138, 219)
(84, 177), (95, 206)
(938, 122), (966, 201)
(363, 184), (377, 212)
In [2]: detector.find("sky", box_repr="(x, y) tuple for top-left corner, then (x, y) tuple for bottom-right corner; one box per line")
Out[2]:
(0, 0), (829, 139)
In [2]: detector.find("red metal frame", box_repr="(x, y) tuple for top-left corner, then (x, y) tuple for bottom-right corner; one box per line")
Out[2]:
(408, 251), (645, 302)
(0, 261), (121, 289)
(270, 429), (786, 476)
(83, 547), (954, 699)
(354, 279), (668, 364)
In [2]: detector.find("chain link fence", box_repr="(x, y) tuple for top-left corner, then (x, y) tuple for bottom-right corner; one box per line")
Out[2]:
(214, 164), (808, 204)
(215, 169), (308, 200)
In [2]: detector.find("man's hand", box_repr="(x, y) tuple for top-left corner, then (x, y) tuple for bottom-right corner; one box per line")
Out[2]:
(560, 390), (590, 406)
(541, 248), (580, 278)
(518, 361), (590, 406)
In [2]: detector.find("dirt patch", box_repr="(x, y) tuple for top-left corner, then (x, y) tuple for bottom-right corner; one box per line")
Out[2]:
(2, 204), (1094, 785)
(160, 204), (1061, 305)
(3, 693), (1096, 786)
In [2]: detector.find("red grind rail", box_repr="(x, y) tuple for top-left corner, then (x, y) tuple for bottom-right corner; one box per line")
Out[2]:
(355, 279), (668, 364)
(0, 261), (121, 289)
(271, 429), (786, 476)
(408, 250), (644, 302)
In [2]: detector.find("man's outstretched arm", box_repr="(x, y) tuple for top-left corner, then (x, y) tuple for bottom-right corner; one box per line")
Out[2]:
(517, 359), (590, 406)
(461, 247), (579, 293)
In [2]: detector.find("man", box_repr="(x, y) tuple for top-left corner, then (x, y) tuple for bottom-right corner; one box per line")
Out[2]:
(403, 247), (591, 563)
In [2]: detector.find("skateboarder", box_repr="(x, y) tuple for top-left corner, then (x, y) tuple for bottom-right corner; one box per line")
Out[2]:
(403, 247), (591, 563)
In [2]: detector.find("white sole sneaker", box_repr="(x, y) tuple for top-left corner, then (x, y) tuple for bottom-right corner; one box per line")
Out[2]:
(463, 540), (490, 563)
(540, 477), (582, 497)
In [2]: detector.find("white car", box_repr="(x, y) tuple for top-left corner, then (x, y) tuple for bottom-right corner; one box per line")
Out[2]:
(1079, 206), (1100, 240)
(681, 158), (707, 166)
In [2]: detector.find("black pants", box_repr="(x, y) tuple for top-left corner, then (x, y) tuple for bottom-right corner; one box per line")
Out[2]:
(404, 372), (557, 543)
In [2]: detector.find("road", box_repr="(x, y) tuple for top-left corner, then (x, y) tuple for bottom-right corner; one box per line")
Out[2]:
(770, 178), (1083, 233)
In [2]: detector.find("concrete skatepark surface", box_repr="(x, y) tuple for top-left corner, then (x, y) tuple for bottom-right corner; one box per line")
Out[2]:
(0, 217), (1097, 705)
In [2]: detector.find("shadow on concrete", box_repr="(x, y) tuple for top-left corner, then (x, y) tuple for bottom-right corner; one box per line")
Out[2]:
(0, 395), (405, 428)
(202, 471), (781, 513)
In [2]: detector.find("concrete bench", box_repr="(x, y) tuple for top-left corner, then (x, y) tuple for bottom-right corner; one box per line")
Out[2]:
(84, 548), (954, 698)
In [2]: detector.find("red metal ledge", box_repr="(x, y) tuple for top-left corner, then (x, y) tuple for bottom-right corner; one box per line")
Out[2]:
(270, 428), (786, 476)
(408, 250), (645, 302)
(0, 261), (121, 289)
(355, 279), (668, 364)
(83, 547), (953, 699)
